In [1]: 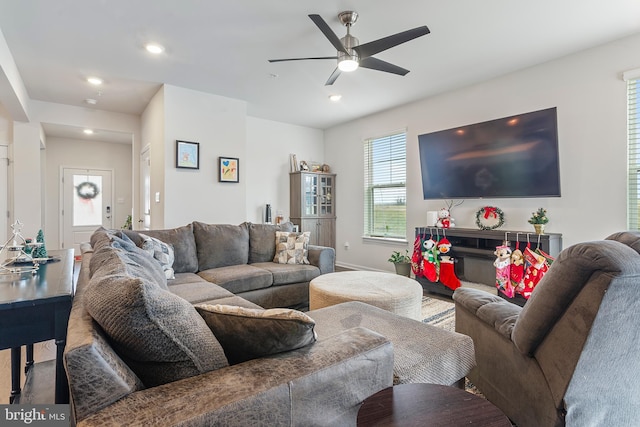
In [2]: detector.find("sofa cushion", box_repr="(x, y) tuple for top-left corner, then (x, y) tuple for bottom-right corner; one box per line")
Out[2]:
(139, 233), (175, 279)
(248, 222), (294, 263)
(198, 295), (264, 309)
(198, 264), (273, 294)
(193, 222), (250, 270)
(168, 281), (235, 304)
(90, 226), (115, 251)
(274, 231), (311, 264)
(195, 304), (317, 364)
(84, 270), (229, 387)
(123, 224), (198, 273)
(89, 232), (168, 290)
(250, 262), (320, 286)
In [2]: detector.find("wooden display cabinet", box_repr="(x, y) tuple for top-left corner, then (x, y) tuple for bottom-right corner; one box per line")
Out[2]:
(290, 172), (336, 248)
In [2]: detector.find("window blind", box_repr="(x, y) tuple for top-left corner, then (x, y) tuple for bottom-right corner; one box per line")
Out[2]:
(364, 132), (407, 239)
(629, 79), (640, 230)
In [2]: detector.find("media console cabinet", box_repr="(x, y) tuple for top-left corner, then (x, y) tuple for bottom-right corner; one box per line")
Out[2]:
(415, 227), (562, 306)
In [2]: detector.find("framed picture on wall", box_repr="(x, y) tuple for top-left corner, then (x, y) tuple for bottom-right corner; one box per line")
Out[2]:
(176, 140), (200, 169)
(219, 157), (239, 183)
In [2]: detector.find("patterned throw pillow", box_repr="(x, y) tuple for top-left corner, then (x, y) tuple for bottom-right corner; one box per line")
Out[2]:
(195, 304), (317, 364)
(273, 231), (311, 264)
(139, 233), (175, 279)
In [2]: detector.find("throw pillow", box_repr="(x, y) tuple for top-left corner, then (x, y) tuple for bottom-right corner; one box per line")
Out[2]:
(194, 304), (317, 364)
(139, 233), (175, 279)
(273, 231), (311, 265)
(85, 273), (229, 387)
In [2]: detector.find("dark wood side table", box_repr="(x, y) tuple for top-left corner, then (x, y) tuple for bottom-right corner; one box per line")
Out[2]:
(357, 383), (512, 427)
(0, 248), (74, 404)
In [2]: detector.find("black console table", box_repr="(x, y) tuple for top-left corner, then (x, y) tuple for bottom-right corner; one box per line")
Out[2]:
(0, 249), (75, 404)
(415, 227), (562, 305)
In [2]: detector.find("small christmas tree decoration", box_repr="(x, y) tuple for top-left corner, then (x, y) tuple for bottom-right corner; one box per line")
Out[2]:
(528, 208), (549, 224)
(32, 229), (48, 259)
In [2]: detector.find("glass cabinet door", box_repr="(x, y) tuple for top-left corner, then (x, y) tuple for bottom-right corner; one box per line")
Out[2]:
(304, 174), (318, 216)
(319, 176), (333, 216)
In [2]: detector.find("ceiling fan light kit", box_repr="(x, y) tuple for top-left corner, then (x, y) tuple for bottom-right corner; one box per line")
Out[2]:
(268, 11), (430, 85)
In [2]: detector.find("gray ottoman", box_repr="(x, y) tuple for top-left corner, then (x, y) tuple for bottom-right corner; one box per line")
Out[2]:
(308, 301), (476, 386)
(309, 271), (423, 320)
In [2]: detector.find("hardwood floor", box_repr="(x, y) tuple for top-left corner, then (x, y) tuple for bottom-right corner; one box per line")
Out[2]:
(0, 341), (57, 404)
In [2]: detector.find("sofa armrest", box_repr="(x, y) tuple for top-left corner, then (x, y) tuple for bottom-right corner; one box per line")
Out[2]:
(307, 245), (335, 275)
(453, 287), (522, 340)
(77, 327), (392, 427)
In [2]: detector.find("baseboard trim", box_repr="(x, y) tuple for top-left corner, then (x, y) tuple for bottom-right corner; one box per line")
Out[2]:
(335, 262), (389, 272)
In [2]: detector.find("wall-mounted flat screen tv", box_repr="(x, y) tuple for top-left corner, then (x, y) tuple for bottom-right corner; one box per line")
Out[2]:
(418, 107), (561, 199)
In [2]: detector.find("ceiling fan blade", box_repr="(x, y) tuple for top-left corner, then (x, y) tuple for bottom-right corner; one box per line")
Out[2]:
(325, 68), (341, 86)
(309, 14), (350, 55)
(359, 57), (409, 76)
(269, 56), (337, 63)
(353, 26), (430, 58)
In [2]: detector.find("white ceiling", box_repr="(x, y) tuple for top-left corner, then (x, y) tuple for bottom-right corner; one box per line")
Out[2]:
(1, 0), (640, 138)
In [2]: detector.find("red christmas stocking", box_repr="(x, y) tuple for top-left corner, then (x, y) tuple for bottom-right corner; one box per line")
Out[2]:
(411, 235), (424, 277)
(437, 238), (461, 290)
(510, 246), (525, 295)
(421, 238), (438, 282)
(522, 247), (549, 299)
(439, 260), (461, 290)
(494, 245), (513, 298)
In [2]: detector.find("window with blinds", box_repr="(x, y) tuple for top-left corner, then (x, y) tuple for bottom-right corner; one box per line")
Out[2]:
(364, 131), (407, 239)
(629, 79), (640, 230)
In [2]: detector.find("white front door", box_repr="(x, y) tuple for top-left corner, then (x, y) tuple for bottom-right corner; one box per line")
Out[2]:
(62, 168), (113, 256)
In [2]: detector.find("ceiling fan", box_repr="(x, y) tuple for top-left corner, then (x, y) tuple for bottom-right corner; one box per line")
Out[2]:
(268, 11), (430, 86)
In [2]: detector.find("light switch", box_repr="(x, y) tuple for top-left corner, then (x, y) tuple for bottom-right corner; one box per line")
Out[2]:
(155, 192), (161, 203)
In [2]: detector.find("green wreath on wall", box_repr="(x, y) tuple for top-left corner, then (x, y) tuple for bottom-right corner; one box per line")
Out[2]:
(475, 206), (505, 230)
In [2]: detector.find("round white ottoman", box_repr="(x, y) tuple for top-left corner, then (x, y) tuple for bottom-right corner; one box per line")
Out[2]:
(309, 271), (423, 320)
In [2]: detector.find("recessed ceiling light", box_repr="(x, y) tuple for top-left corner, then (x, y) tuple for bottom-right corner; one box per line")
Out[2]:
(83, 129), (94, 135)
(329, 94), (342, 102)
(87, 77), (103, 86)
(84, 98), (97, 105)
(145, 43), (164, 54)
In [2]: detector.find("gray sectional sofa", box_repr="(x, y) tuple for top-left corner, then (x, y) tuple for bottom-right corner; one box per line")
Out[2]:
(64, 221), (475, 426)
(65, 222), (394, 426)
(121, 221), (334, 309)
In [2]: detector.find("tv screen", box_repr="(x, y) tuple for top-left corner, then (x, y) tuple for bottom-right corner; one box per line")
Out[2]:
(418, 107), (561, 199)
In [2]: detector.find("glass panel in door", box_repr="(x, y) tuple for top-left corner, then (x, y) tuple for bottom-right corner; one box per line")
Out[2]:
(72, 175), (103, 226)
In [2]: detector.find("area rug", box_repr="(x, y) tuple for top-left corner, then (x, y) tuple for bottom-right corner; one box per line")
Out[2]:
(420, 292), (488, 400)
(421, 281), (496, 331)
(421, 296), (455, 331)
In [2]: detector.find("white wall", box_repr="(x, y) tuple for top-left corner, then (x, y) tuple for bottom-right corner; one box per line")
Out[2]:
(141, 87), (326, 229)
(153, 85), (248, 227)
(44, 136), (132, 249)
(245, 117), (324, 223)
(0, 26), (29, 121)
(141, 87), (165, 229)
(0, 103), (10, 243)
(325, 32), (640, 272)
(12, 122), (42, 238)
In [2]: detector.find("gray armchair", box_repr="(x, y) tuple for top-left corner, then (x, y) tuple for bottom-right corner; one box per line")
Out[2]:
(453, 232), (640, 427)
